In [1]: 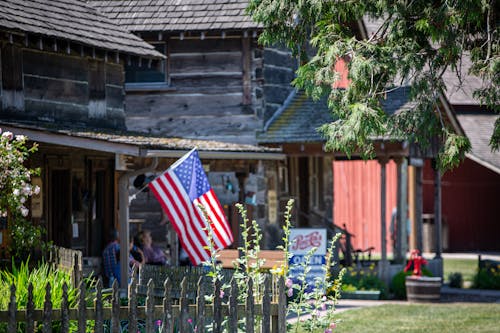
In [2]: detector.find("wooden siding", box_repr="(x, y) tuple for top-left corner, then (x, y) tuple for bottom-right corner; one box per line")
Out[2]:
(125, 37), (264, 144)
(0, 44), (125, 130)
(262, 47), (296, 122)
(423, 158), (500, 251)
(333, 160), (398, 253)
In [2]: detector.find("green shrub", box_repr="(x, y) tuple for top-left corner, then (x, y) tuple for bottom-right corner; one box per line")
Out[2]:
(448, 272), (463, 288)
(390, 268), (432, 299)
(336, 264), (387, 298)
(473, 268), (500, 290)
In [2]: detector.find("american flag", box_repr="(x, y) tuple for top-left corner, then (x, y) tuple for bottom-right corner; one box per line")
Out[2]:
(148, 149), (233, 265)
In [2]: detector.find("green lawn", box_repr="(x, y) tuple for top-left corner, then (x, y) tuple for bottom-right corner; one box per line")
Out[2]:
(443, 258), (478, 284)
(330, 303), (500, 333)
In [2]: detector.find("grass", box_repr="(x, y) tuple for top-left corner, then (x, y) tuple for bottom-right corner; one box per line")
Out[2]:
(328, 303), (500, 333)
(443, 258), (478, 284)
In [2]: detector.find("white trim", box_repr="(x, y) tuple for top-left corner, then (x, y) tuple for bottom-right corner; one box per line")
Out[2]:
(466, 153), (500, 175)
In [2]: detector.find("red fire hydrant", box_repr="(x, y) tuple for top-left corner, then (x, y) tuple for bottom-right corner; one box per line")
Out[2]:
(404, 249), (428, 276)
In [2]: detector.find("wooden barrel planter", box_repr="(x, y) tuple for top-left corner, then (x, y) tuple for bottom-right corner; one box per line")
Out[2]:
(405, 276), (442, 302)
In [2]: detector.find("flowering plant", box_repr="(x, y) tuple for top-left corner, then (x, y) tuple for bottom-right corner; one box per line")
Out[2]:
(0, 128), (45, 257)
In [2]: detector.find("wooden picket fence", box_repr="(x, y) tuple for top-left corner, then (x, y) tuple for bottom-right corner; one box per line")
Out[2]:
(0, 271), (287, 333)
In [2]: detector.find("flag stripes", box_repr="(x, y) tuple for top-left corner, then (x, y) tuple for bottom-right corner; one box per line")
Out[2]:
(148, 149), (233, 265)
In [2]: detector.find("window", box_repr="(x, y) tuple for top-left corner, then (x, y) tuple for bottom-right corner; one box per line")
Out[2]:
(125, 43), (168, 90)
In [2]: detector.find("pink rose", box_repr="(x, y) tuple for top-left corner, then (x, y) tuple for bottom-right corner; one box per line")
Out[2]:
(285, 278), (293, 288)
(287, 288), (293, 297)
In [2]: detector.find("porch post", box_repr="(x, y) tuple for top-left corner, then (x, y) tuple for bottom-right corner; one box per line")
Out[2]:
(395, 157), (408, 264)
(378, 157), (389, 283)
(434, 165), (442, 259)
(117, 157), (158, 293)
(416, 166), (423, 253)
(118, 175), (130, 292)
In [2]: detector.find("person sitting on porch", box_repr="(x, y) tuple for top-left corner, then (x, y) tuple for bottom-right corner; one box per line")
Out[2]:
(136, 229), (168, 265)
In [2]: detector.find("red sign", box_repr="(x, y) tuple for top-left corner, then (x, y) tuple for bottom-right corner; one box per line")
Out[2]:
(291, 231), (323, 251)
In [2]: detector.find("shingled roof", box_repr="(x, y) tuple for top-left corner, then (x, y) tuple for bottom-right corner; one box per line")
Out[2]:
(89, 0), (261, 32)
(457, 112), (500, 174)
(257, 92), (333, 144)
(0, 120), (281, 157)
(0, 0), (163, 58)
(258, 87), (416, 144)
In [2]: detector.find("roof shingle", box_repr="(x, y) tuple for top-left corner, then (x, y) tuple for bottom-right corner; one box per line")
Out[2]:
(89, 0), (261, 32)
(0, 0), (163, 58)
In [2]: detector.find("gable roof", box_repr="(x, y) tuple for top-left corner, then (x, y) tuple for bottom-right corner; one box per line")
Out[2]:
(0, 0), (163, 58)
(89, 0), (261, 32)
(258, 87), (416, 144)
(457, 112), (500, 174)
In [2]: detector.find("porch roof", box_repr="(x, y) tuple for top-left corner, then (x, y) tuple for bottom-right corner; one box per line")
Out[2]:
(0, 121), (285, 160)
(258, 87), (416, 145)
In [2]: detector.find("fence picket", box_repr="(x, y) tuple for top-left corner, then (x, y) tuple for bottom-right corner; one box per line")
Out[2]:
(146, 279), (155, 333)
(8, 284), (16, 333)
(78, 281), (86, 333)
(128, 270), (138, 333)
(26, 283), (35, 333)
(0, 267), (288, 333)
(262, 275), (271, 333)
(94, 279), (104, 333)
(61, 283), (70, 333)
(278, 276), (286, 333)
(111, 280), (120, 333)
(228, 278), (238, 332)
(161, 277), (173, 333)
(180, 277), (190, 332)
(196, 276), (206, 333)
(213, 278), (222, 333)
(42, 283), (52, 333)
(246, 277), (255, 333)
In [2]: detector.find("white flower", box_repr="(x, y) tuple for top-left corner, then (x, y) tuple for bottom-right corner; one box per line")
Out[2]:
(13, 189), (20, 196)
(15, 135), (26, 142)
(33, 185), (40, 195)
(20, 197), (26, 204)
(20, 206), (29, 217)
(2, 131), (13, 140)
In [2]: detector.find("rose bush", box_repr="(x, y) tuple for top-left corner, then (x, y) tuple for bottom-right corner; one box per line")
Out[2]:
(0, 128), (45, 257)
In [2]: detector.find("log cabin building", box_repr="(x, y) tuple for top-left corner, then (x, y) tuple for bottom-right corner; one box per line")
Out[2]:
(89, 0), (297, 252)
(0, 0), (284, 283)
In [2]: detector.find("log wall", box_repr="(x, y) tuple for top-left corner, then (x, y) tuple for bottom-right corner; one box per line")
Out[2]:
(0, 42), (125, 130)
(125, 37), (295, 145)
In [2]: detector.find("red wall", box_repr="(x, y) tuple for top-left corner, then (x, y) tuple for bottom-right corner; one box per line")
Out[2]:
(423, 159), (500, 251)
(333, 160), (398, 253)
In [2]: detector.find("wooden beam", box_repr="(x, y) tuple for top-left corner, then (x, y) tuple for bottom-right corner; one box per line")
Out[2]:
(434, 164), (442, 259)
(408, 166), (417, 250)
(416, 166), (423, 253)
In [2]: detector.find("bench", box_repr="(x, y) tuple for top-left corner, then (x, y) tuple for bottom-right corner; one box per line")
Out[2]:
(217, 249), (286, 270)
